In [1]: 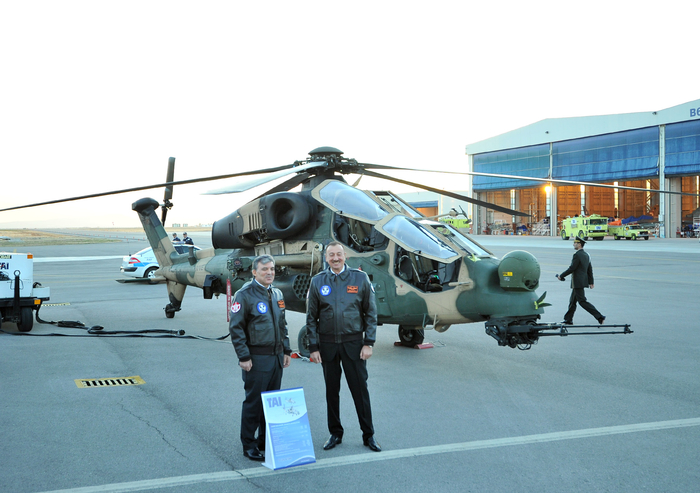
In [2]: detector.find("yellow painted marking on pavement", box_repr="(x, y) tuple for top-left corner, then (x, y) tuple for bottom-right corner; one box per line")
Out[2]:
(74, 376), (145, 388)
(36, 416), (700, 493)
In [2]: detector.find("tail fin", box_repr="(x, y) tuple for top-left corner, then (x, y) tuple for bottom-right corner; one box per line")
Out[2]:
(132, 198), (177, 269)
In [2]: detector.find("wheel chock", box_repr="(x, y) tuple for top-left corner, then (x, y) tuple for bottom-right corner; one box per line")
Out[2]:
(394, 341), (435, 349)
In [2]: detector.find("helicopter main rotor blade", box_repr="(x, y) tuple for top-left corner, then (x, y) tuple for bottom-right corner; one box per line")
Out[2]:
(383, 167), (700, 198)
(254, 172), (312, 199)
(361, 169), (530, 218)
(0, 162), (302, 213)
(204, 162), (325, 195)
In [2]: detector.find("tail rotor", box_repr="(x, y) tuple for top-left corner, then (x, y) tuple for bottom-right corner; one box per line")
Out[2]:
(161, 157), (175, 224)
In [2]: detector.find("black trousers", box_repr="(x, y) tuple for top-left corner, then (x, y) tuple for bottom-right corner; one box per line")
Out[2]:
(564, 287), (603, 322)
(320, 339), (374, 441)
(240, 354), (283, 451)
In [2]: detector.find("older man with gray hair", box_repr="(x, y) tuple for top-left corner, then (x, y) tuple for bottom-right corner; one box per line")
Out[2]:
(229, 255), (292, 461)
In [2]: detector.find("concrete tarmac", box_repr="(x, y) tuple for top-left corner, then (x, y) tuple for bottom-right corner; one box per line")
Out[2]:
(1, 234), (699, 492)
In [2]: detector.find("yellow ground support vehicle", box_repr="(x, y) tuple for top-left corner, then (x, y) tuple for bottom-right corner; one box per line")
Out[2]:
(608, 224), (651, 240)
(1, 252), (51, 332)
(560, 214), (608, 241)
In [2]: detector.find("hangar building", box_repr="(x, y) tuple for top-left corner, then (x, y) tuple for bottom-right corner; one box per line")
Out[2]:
(465, 99), (700, 238)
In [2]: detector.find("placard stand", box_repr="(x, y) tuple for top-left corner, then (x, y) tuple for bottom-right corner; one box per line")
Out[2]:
(261, 387), (316, 470)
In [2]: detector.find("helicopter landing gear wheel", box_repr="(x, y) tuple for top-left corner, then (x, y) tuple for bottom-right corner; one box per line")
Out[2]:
(398, 325), (425, 347)
(297, 325), (310, 358)
(164, 303), (176, 319)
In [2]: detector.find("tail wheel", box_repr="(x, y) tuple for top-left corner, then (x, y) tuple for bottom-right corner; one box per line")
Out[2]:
(398, 325), (425, 347)
(164, 303), (176, 319)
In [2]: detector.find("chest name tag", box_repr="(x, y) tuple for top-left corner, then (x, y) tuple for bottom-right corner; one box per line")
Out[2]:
(320, 285), (331, 296)
(347, 285), (359, 293)
(257, 302), (268, 314)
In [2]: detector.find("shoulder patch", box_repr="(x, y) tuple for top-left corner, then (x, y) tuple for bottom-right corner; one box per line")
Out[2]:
(277, 300), (285, 309)
(231, 302), (241, 313)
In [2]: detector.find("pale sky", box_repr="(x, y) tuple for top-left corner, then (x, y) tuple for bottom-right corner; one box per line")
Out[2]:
(1, 1), (698, 228)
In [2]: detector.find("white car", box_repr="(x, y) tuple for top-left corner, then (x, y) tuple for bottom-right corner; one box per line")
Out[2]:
(120, 244), (200, 279)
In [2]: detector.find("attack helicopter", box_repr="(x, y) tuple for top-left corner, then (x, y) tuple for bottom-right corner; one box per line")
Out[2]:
(3, 146), (633, 350)
(130, 146), (556, 352)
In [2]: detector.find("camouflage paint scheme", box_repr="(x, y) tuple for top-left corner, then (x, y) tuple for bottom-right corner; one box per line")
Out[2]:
(131, 174), (544, 348)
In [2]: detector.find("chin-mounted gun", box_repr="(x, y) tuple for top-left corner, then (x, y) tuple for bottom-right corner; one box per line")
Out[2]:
(485, 318), (633, 350)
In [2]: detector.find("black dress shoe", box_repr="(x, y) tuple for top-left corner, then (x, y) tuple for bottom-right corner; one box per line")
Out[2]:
(363, 436), (382, 452)
(243, 447), (265, 461)
(597, 316), (606, 325)
(323, 434), (342, 450)
(560, 320), (573, 325)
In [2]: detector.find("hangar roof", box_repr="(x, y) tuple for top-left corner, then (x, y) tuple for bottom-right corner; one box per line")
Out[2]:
(465, 99), (700, 156)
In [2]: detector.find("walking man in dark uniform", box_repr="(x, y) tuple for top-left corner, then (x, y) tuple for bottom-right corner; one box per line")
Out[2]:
(229, 255), (291, 461)
(306, 241), (381, 452)
(556, 236), (605, 325)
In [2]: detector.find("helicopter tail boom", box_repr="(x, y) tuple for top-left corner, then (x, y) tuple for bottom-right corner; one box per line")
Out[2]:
(132, 198), (180, 269)
(132, 197), (190, 317)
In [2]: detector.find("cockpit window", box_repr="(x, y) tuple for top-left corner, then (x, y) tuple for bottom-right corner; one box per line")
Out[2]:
(372, 192), (423, 218)
(314, 180), (388, 222)
(424, 222), (493, 257)
(379, 215), (458, 261)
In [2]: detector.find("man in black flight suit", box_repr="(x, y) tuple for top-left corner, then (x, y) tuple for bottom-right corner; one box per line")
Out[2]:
(229, 255), (292, 461)
(306, 241), (381, 452)
(556, 236), (605, 325)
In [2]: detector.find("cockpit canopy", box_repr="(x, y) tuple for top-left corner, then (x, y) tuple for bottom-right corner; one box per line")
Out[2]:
(312, 179), (492, 261)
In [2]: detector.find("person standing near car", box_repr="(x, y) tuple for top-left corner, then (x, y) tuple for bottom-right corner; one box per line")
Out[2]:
(182, 232), (194, 245)
(229, 254), (292, 461)
(556, 236), (605, 325)
(306, 241), (381, 452)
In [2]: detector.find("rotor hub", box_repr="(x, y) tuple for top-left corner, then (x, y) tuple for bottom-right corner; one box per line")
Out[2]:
(308, 146), (343, 158)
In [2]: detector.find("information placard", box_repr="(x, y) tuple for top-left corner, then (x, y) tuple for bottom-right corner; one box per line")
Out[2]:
(261, 387), (316, 470)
